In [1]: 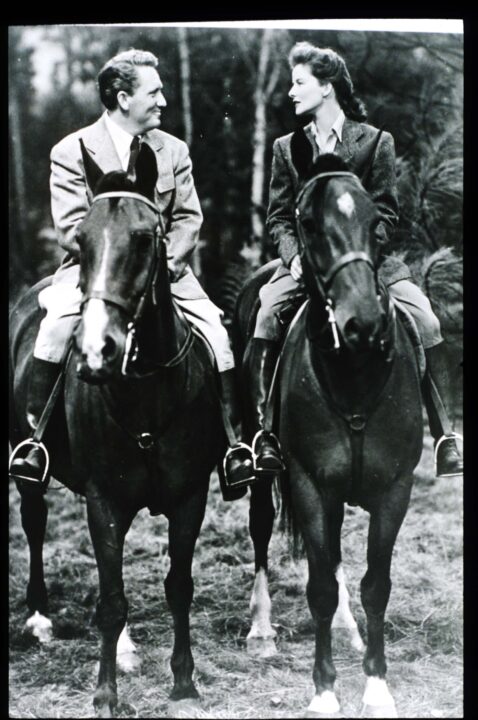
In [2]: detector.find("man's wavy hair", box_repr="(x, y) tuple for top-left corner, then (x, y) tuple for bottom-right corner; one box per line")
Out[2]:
(288, 42), (367, 122)
(97, 49), (159, 111)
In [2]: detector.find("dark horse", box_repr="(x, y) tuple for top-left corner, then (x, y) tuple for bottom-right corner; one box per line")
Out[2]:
(234, 154), (423, 717)
(9, 153), (223, 717)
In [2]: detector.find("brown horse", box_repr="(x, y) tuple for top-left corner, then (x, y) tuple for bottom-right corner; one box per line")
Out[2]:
(234, 153), (423, 717)
(9, 151), (224, 717)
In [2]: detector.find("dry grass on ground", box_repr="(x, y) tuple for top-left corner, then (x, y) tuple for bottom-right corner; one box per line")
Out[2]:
(9, 430), (463, 719)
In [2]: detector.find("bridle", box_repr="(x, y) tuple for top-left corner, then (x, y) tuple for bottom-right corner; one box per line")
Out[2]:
(295, 171), (381, 350)
(80, 191), (193, 374)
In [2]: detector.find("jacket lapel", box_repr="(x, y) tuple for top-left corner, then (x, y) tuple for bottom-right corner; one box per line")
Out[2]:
(143, 130), (175, 193)
(81, 116), (122, 173)
(337, 119), (365, 163)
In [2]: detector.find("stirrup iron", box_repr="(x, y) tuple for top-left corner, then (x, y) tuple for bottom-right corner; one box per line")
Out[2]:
(434, 432), (463, 476)
(9, 438), (50, 487)
(223, 442), (256, 489)
(252, 430), (285, 474)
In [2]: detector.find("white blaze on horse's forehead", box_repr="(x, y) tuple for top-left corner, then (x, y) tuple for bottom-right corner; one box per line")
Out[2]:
(91, 228), (112, 294)
(82, 299), (111, 370)
(337, 191), (355, 218)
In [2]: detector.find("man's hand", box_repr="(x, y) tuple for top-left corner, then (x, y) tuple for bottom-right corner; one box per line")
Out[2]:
(290, 254), (303, 282)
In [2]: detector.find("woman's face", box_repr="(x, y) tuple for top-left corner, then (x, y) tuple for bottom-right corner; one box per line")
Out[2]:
(289, 63), (331, 116)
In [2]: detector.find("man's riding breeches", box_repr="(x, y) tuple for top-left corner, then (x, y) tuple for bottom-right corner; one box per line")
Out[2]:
(34, 264), (235, 371)
(254, 265), (443, 349)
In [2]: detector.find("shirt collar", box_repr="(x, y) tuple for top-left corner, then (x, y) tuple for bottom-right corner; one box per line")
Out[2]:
(103, 111), (138, 169)
(311, 108), (346, 143)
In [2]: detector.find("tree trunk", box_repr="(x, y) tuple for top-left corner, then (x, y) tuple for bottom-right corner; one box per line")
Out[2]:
(251, 29), (281, 246)
(177, 27), (201, 277)
(9, 82), (28, 268)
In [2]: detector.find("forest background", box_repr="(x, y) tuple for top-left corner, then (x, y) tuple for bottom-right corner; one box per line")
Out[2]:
(8, 24), (463, 344)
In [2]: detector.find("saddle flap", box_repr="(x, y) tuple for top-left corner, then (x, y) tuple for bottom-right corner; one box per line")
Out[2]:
(392, 299), (426, 379)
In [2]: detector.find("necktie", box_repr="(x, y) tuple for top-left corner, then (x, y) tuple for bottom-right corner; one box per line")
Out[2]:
(127, 136), (141, 175)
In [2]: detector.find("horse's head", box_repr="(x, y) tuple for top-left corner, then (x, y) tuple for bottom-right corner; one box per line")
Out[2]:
(73, 140), (163, 383)
(294, 151), (384, 354)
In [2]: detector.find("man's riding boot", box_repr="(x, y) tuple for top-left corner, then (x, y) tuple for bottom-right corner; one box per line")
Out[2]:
(247, 338), (285, 474)
(423, 344), (463, 477)
(219, 369), (254, 494)
(9, 358), (61, 483)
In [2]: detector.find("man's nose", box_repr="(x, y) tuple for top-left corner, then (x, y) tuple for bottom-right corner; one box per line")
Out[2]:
(157, 93), (167, 107)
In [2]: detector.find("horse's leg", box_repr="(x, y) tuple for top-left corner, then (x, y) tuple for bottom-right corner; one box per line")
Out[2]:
(328, 504), (364, 652)
(165, 485), (208, 707)
(360, 481), (412, 719)
(116, 623), (141, 673)
(17, 485), (53, 642)
(293, 481), (341, 717)
(86, 493), (133, 718)
(246, 478), (277, 658)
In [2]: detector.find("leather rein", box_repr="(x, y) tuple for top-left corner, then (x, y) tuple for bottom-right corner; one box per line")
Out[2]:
(81, 191), (193, 375)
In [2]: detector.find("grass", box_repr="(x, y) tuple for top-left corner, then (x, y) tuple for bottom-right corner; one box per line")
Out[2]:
(9, 429), (463, 718)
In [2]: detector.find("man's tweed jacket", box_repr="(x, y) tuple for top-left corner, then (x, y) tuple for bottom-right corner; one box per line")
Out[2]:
(49, 114), (205, 298)
(266, 118), (411, 286)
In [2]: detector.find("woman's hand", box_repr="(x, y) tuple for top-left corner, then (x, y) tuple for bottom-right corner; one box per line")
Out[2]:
(290, 254), (303, 282)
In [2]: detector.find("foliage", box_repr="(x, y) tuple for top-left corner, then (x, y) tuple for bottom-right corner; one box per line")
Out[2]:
(9, 26), (463, 308)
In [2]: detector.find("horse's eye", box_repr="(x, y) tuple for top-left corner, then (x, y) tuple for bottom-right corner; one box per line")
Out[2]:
(131, 231), (154, 243)
(300, 217), (316, 234)
(131, 231), (154, 252)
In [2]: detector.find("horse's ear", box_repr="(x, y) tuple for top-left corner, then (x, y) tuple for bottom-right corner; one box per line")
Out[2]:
(131, 142), (158, 202)
(348, 128), (383, 188)
(290, 127), (314, 180)
(79, 138), (104, 195)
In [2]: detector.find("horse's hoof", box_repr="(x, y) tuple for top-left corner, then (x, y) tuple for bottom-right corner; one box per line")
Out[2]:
(246, 636), (277, 658)
(167, 698), (202, 718)
(25, 611), (53, 643)
(361, 703), (397, 718)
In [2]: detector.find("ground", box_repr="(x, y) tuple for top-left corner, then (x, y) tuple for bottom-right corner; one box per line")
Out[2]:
(9, 428), (463, 719)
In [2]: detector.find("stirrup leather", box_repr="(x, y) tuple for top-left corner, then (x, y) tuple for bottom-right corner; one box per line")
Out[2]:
(434, 432), (463, 476)
(9, 438), (50, 486)
(223, 442), (256, 489)
(252, 430), (285, 473)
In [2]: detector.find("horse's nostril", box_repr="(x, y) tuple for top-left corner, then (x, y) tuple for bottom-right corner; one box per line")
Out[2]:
(102, 335), (117, 360)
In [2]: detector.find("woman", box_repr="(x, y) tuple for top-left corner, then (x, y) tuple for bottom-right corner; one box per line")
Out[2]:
(247, 41), (462, 478)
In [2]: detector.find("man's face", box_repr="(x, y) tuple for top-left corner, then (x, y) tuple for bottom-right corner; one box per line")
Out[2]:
(124, 65), (167, 133)
(289, 63), (330, 116)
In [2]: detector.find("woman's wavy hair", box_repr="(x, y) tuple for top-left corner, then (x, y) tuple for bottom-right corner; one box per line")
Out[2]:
(97, 49), (159, 111)
(288, 42), (367, 122)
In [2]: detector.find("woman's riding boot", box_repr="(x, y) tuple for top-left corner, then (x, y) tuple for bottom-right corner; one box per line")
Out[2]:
(9, 358), (61, 483)
(246, 338), (285, 475)
(219, 369), (254, 494)
(423, 344), (463, 477)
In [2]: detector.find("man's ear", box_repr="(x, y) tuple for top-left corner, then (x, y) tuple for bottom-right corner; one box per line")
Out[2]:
(116, 91), (130, 112)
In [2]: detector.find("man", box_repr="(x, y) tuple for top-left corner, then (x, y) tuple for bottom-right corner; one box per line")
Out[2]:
(247, 41), (462, 478)
(10, 48), (251, 491)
